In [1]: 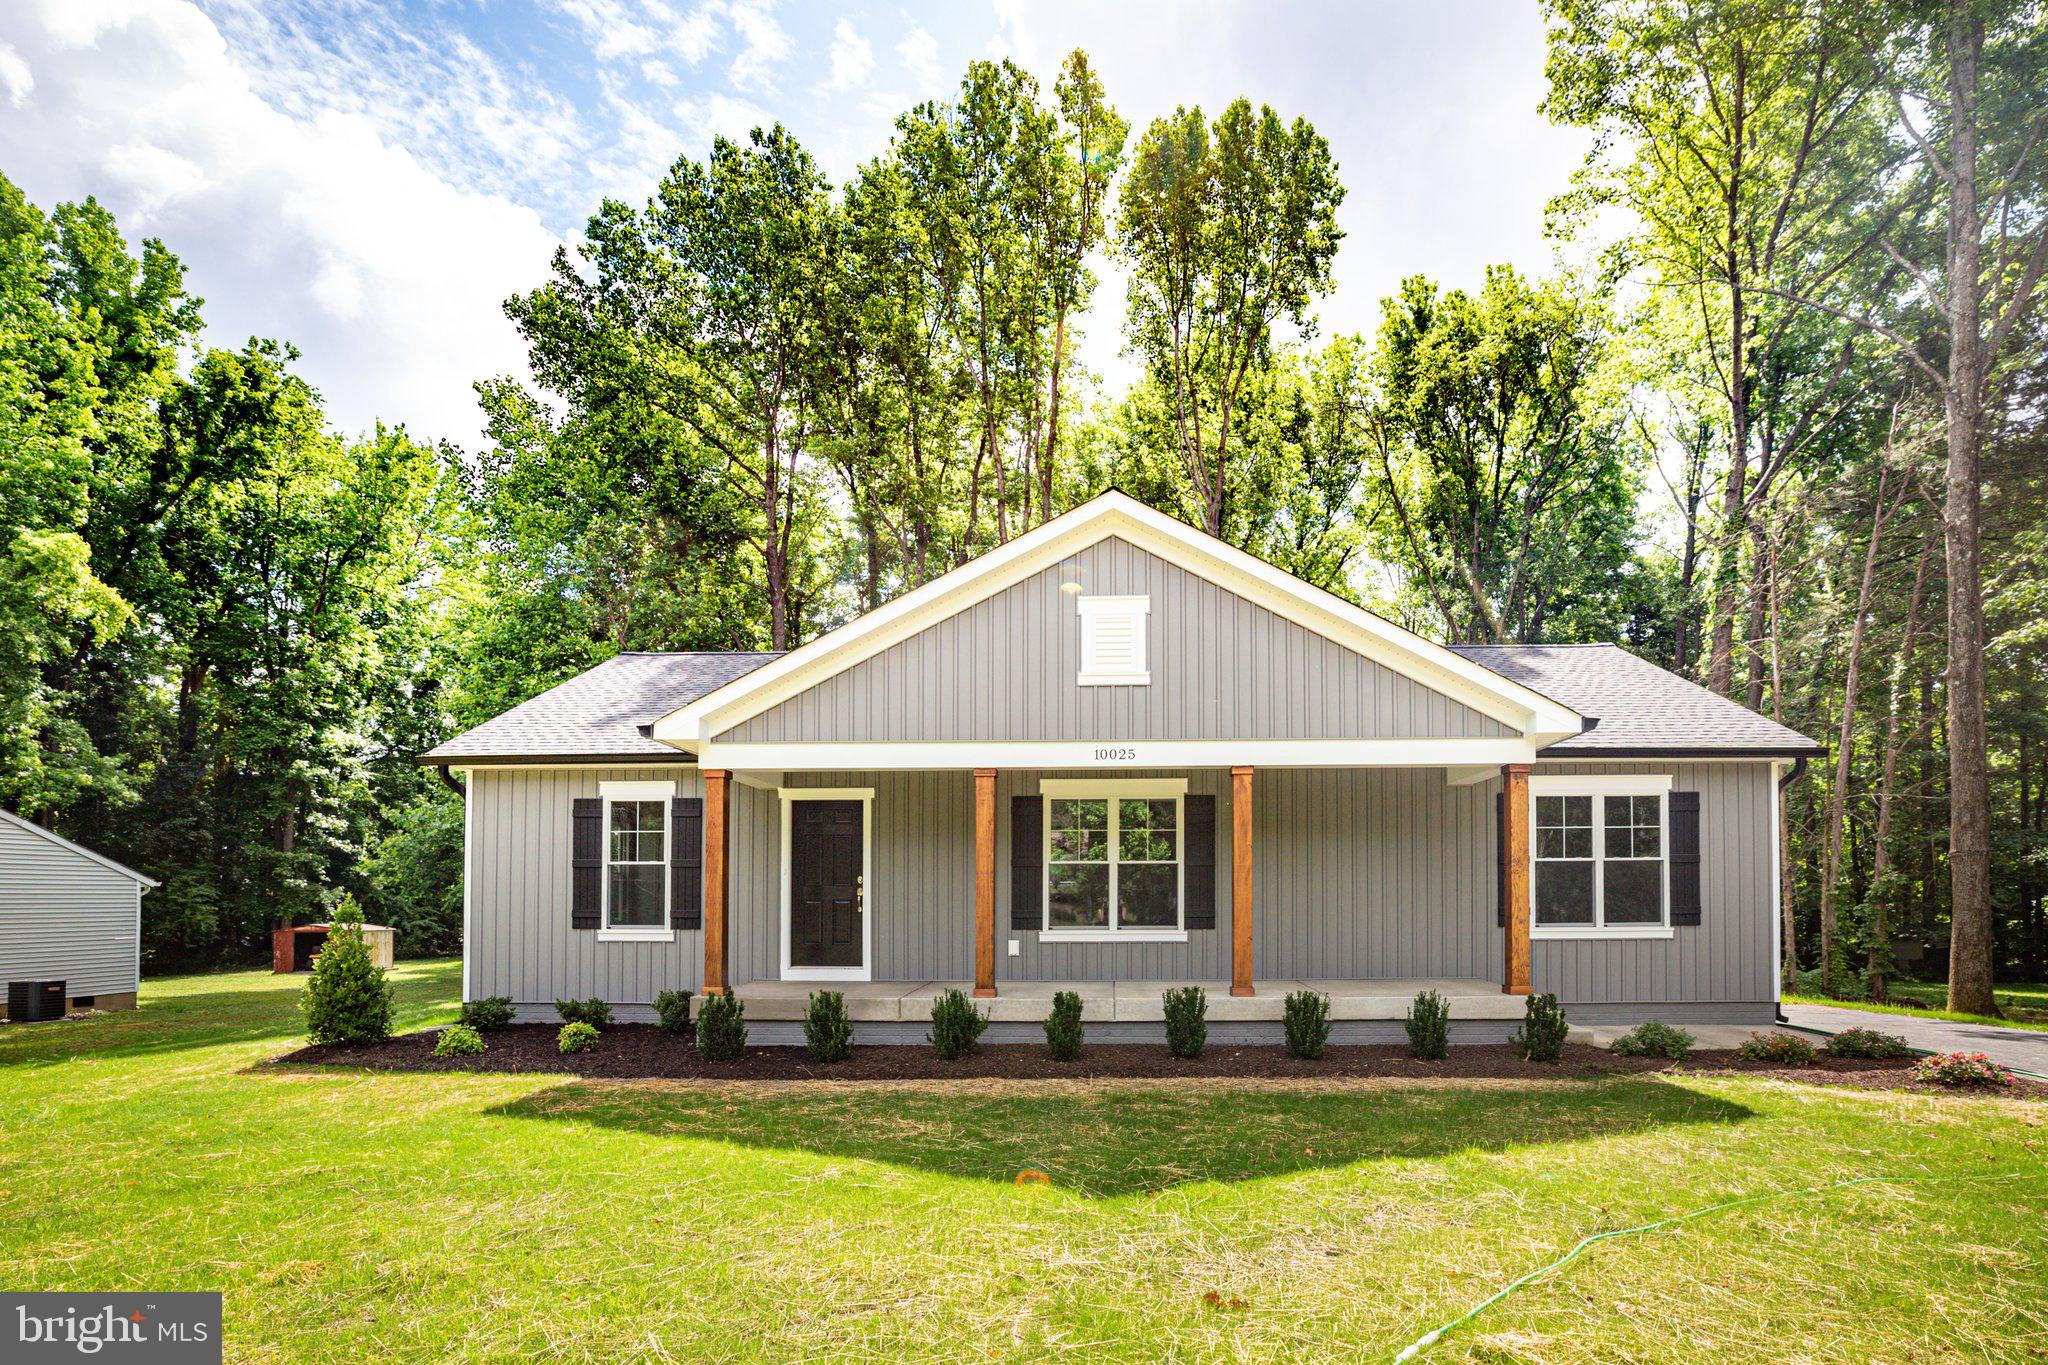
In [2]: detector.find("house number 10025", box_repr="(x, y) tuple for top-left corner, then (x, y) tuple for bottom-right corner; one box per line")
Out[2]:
(1093, 746), (1139, 761)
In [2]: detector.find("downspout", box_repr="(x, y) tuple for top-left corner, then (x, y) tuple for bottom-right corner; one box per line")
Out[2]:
(1774, 754), (1810, 1024)
(436, 765), (465, 798)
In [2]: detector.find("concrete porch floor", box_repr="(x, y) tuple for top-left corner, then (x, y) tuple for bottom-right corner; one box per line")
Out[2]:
(730, 977), (1526, 1024)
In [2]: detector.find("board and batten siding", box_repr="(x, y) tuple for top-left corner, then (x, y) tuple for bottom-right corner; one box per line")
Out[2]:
(0, 818), (141, 1001)
(470, 759), (1777, 1017)
(1528, 761), (1778, 1011)
(719, 536), (1512, 744)
(466, 765), (775, 1012)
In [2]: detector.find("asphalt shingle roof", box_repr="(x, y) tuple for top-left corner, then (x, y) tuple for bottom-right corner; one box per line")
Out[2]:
(424, 642), (1820, 763)
(423, 652), (779, 762)
(1451, 643), (1823, 755)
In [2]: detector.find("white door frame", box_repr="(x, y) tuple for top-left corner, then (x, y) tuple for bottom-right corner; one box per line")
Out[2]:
(779, 787), (875, 982)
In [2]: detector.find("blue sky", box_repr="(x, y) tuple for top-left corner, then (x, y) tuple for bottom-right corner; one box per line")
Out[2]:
(0, 1), (1595, 447)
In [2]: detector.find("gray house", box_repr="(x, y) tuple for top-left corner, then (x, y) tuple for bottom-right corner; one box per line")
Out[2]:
(1, 809), (158, 1019)
(427, 492), (1820, 1042)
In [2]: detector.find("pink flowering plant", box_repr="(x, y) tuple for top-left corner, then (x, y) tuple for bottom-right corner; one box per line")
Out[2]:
(1737, 1031), (1817, 1064)
(1909, 1051), (2013, 1088)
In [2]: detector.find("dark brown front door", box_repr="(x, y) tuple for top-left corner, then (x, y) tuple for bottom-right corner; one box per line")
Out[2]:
(791, 799), (863, 969)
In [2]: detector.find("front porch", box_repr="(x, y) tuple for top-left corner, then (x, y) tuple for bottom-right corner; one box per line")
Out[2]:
(732, 976), (1527, 1023)
(698, 764), (1541, 1004)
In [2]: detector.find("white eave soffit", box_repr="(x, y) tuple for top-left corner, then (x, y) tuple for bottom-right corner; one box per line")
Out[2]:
(648, 492), (1583, 745)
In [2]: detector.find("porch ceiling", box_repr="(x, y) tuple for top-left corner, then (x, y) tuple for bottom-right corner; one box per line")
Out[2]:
(729, 978), (1523, 1023)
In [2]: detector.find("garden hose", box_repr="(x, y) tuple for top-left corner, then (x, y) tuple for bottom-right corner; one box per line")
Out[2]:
(1390, 1169), (2033, 1362)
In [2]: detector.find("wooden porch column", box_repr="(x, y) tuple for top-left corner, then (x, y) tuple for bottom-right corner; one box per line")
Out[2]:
(1231, 765), (1255, 997)
(1502, 763), (1531, 995)
(973, 768), (997, 998)
(703, 768), (731, 996)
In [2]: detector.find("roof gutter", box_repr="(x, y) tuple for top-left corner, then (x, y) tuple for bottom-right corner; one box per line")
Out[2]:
(1535, 744), (1828, 759)
(416, 752), (698, 767)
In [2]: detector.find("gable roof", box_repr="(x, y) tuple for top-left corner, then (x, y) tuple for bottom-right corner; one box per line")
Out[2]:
(1450, 644), (1822, 756)
(653, 490), (1586, 746)
(0, 809), (160, 887)
(423, 652), (779, 764)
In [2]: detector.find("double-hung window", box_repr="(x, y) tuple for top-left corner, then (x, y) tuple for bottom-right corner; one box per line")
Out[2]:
(601, 781), (672, 934)
(1041, 779), (1184, 940)
(1530, 775), (1671, 937)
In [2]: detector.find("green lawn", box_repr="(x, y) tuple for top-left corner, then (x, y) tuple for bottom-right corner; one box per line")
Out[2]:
(1787, 981), (2048, 1034)
(3, 964), (2045, 1361)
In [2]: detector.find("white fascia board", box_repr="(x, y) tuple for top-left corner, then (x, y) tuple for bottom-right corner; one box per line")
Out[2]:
(0, 808), (160, 888)
(697, 738), (1541, 772)
(650, 490), (1584, 744)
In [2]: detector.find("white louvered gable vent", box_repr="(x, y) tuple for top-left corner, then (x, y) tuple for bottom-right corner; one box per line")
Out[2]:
(1078, 596), (1150, 686)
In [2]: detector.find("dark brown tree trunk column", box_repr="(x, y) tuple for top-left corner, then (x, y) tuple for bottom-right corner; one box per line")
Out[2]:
(974, 768), (997, 998)
(1503, 764), (1532, 995)
(1231, 766), (1255, 997)
(703, 769), (731, 996)
(1941, 2), (1995, 1018)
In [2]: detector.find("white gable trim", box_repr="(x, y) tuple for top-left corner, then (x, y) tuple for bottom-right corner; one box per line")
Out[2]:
(0, 809), (161, 888)
(649, 491), (1583, 746)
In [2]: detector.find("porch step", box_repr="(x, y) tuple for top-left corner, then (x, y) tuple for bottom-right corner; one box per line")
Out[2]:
(727, 978), (1525, 1024)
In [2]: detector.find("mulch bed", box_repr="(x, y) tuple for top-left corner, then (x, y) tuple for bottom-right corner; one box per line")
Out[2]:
(273, 1023), (2046, 1098)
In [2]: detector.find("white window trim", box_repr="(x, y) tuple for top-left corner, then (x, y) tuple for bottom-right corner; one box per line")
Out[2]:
(1527, 774), (1673, 940)
(1077, 594), (1150, 686)
(599, 779), (676, 941)
(778, 787), (875, 982)
(1038, 778), (1186, 939)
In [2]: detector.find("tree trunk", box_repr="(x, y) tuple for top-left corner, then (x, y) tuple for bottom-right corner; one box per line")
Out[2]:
(1820, 467), (1896, 976)
(1705, 41), (1751, 698)
(1940, 4), (1996, 1017)
(1867, 536), (1935, 999)
(1743, 518), (1772, 711)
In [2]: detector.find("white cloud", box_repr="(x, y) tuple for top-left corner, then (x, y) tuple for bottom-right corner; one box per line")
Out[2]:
(0, 0), (558, 446)
(545, 0), (721, 67)
(99, 142), (207, 217)
(895, 24), (940, 97)
(823, 19), (873, 94)
(0, 41), (31, 105)
(724, 0), (791, 92)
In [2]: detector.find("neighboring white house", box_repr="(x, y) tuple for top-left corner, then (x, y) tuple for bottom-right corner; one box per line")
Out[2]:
(0, 809), (158, 1019)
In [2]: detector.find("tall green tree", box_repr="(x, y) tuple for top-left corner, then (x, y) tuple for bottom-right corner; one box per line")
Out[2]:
(1118, 98), (1345, 538)
(1782, 0), (2048, 1015)
(1363, 268), (1649, 644)
(1543, 0), (1893, 694)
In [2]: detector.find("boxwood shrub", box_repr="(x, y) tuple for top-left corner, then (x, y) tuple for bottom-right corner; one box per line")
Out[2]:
(1162, 986), (1207, 1058)
(555, 997), (613, 1029)
(695, 992), (747, 1061)
(457, 996), (515, 1031)
(654, 988), (694, 1035)
(433, 1024), (485, 1057)
(928, 988), (989, 1060)
(805, 990), (853, 1063)
(1044, 990), (1084, 1062)
(1609, 1020), (1695, 1060)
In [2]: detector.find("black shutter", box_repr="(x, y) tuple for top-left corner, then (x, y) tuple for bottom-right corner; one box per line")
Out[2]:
(1670, 790), (1702, 926)
(1011, 795), (1042, 930)
(1495, 790), (1507, 929)
(1185, 794), (1217, 930)
(571, 797), (602, 929)
(671, 796), (703, 930)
